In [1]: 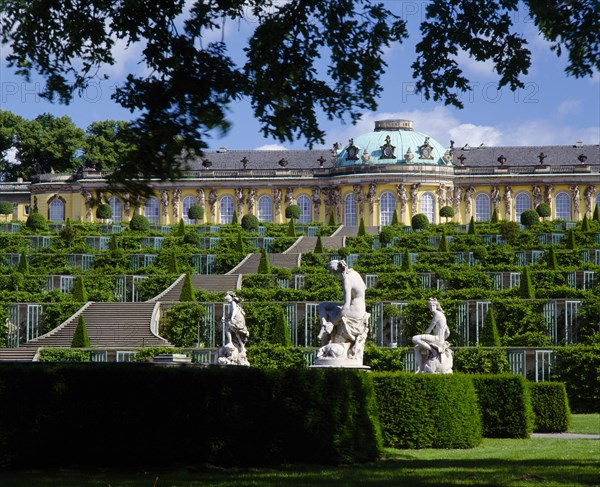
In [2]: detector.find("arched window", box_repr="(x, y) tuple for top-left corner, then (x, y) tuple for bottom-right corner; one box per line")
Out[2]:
(296, 194), (311, 224)
(475, 193), (491, 222)
(108, 197), (122, 223)
(554, 192), (571, 220)
(219, 195), (235, 224)
(379, 191), (395, 226)
(420, 192), (436, 224)
(514, 192), (531, 221)
(182, 195), (197, 224)
(257, 195), (273, 222)
(344, 193), (357, 226)
(144, 197), (159, 223)
(48, 199), (65, 222)
(595, 193), (600, 214)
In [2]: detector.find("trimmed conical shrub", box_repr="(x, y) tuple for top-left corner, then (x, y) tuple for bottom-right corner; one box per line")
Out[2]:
(179, 273), (196, 301)
(272, 307), (292, 346)
(581, 213), (590, 232)
(17, 252), (28, 274)
(314, 234), (324, 253)
(518, 266), (535, 299)
(438, 228), (449, 252)
(287, 218), (296, 237)
(468, 216), (476, 234)
(546, 245), (559, 271)
(167, 253), (180, 274)
(231, 209), (239, 225)
(257, 248), (271, 274)
(565, 228), (576, 250)
(108, 235), (119, 251)
(73, 276), (88, 302)
(593, 204), (599, 222)
(491, 208), (499, 223)
(328, 211), (336, 227)
(401, 248), (412, 272)
(480, 308), (501, 347)
(71, 315), (90, 348)
(176, 218), (186, 236)
(236, 231), (245, 253)
(391, 210), (399, 226)
(358, 217), (366, 236)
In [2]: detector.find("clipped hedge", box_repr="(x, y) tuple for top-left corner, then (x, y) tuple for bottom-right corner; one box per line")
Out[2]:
(453, 347), (510, 374)
(372, 372), (482, 449)
(552, 345), (600, 413)
(529, 382), (571, 433)
(0, 364), (381, 468)
(472, 375), (534, 438)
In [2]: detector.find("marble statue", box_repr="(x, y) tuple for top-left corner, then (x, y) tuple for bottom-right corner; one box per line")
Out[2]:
(544, 184), (553, 205)
(235, 187), (244, 215)
(410, 183), (420, 216)
(208, 189), (217, 217)
(503, 186), (512, 221)
(172, 189), (181, 221)
(584, 185), (596, 216)
(353, 184), (365, 217)
(367, 183), (377, 215)
(311, 186), (321, 221)
(397, 184), (407, 221)
(464, 186), (475, 221)
(571, 185), (581, 220)
(160, 190), (169, 218)
(247, 188), (256, 213)
(453, 186), (463, 220)
(315, 260), (370, 367)
(532, 185), (542, 208)
(82, 190), (93, 221)
(215, 291), (250, 366)
(491, 186), (501, 214)
(412, 298), (453, 374)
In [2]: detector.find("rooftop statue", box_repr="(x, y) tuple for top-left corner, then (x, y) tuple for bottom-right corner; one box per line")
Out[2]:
(412, 298), (453, 374)
(316, 260), (370, 367)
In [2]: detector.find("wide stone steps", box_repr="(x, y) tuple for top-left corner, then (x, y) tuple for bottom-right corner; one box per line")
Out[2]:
(230, 253), (300, 274)
(289, 235), (346, 253)
(0, 348), (38, 362)
(159, 274), (241, 301)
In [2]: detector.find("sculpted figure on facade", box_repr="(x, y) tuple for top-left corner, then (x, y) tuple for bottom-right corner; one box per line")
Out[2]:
(366, 183), (377, 216)
(122, 193), (130, 219)
(33, 196), (38, 213)
(273, 188), (282, 217)
(491, 186), (501, 214)
(316, 260), (370, 367)
(208, 189), (218, 218)
(311, 186), (321, 221)
(353, 184), (365, 217)
(545, 184), (554, 205)
(285, 187), (294, 206)
(412, 298), (453, 374)
(503, 186), (512, 220)
(331, 185), (341, 222)
(81, 190), (93, 221)
(437, 184), (446, 211)
(532, 185), (542, 208)
(247, 188), (256, 213)
(584, 185), (596, 216)
(464, 186), (475, 221)
(235, 187), (244, 215)
(196, 189), (205, 210)
(396, 184), (407, 222)
(172, 189), (181, 221)
(453, 186), (463, 220)
(160, 190), (169, 218)
(215, 291), (249, 366)
(571, 185), (581, 220)
(410, 183), (420, 216)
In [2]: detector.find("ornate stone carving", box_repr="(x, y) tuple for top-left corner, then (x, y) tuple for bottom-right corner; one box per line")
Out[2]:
(172, 189), (181, 221)
(532, 185), (542, 208)
(380, 135), (396, 159)
(571, 185), (581, 220)
(544, 184), (554, 205)
(418, 136), (434, 159)
(503, 186), (512, 220)
(123, 193), (130, 219)
(285, 187), (294, 206)
(215, 291), (249, 366)
(160, 190), (169, 218)
(247, 188), (256, 213)
(196, 189), (205, 209)
(584, 185), (596, 216)
(81, 189), (93, 222)
(367, 183), (377, 215)
(437, 184), (446, 210)
(311, 187), (321, 221)
(353, 184), (365, 217)
(345, 138), (359, 161)
(491, 186), (501, 214)
(453, 186), (463, 220)
(331, 186), (341, 222)
(464, 186), (475, 221)
(412, 298), (453, 374)
(235, 187), (244, 215)
(208, 189), (217, 217)
(410, 183), (421, 216)
(274, 188), (282, 216)
(396, 184), (407, 222)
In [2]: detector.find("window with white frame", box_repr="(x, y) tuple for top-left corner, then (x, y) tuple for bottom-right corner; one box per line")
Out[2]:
(344, 193), (357, 226)
(219, 195), (235, 224)
(182, 195), (197, 224)
(296, 194), (311, 224)
(595, 193), (600, 214)
(257, 195), (273, 222)
(554, 192), (571, 220)
(379, 191), (395, 225)
(144, 197), (160, 223)
(108, 197), (122, 222)
(420, 192), (436, 224)
(48, 199), (65, 222)
(475, 193), (491, 221)
(514, 192), (531, 221)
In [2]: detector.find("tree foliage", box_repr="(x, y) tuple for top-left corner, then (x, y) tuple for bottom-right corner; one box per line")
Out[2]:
(188, 204), (204, 222)
(71, 315), (90, 348)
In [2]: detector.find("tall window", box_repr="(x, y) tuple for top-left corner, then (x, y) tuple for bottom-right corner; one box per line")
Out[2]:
(595, 193), (600, 214)
(379, 191), (395, 225)
(514, 192), (531, 221)
(420, 192), (435, 224)
(257, 195), (273, 222)
(144, 197), (159, 223)
(554, 192), (571, 220)
(108, 197), (122, 223)
(296, 194), (311, 224)
(344, 193), (357, 226)
(475, 193), (491, 221)
(182, 195), (197, 224)
(48, 199), (65, 222)
(220, 195), (234, 224)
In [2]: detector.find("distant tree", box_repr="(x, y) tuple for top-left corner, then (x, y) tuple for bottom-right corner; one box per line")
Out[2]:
(379, 226), (394, 246)
(0, 110), (26, 180)
(129, 214), (150, 232)
(241, 214), (259, 232)
(401, 248), (412, 272)
(188, 204), (204, 223)
(490, 208), (499, 223)
(546, 245), (559, 271)
(231, 209), (239, 225)
(285, 205), (301, 220)
(59, 218), (76, 247)
(272, 307), (292, 347)
(518, 266), (535, 299)
(167, 253), (179, 274)
(257, 248), (271, 274)
(179, 273), (196, 302)
(0, 201), (13, 220)
(521, 209), (539, 227)
(358, 217), (366, 236)
(438, 228), (449, 252)
(439, 205), (453, 222)
(467, 216), (476, 234)
(593, 204), (599, 222)
(83, 120), (131, 170)
(71, 315), (90, 348)
(536, 203), (551, 219)
(581, 213), (590, 232)
(314, 234), (324, 253)
(17, 252), (28, 274)
(25, 212), (47, 231)
(96, 203), (112, 222)
(411, 213), (429, 231)
(235, 231), (245, 253)
(72, 276), (88, 302)
(175, 218), (186, 237)
(480, 308), (501, 347)
(565, 228), (577, 250)
(328, 211), (336, 227)
(391, 210), (399, 226)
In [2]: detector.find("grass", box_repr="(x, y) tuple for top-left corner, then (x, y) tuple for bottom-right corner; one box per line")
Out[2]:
(0, 436), (598, 487)
(570, 413), (600, 434)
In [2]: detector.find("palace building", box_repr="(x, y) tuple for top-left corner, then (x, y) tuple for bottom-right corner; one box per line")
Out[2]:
(6, 119), (600, 225)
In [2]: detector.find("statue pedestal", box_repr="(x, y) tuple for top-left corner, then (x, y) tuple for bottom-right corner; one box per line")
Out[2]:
(312, 358), (370, 369)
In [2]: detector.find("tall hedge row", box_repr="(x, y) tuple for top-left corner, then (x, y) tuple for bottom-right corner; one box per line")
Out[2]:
(472, 375), (534, 438)
(0, 364), (380, 468)
(552, 345), (600, 413)
(529, 382), (571, 432)
(372, 373), (482, 449)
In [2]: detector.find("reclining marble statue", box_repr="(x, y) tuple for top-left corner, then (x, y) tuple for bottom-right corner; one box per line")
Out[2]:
(412, 298), (453, 373)
(215, 291), (250, 366)
(316, 260), (370, 367)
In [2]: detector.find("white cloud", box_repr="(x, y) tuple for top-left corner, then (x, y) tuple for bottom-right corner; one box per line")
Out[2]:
(498, 120), (599, 146)
(556, 99), (583, 118)
(254, 144), (288, 151)
(455, 49), (496, 78)
(449, 123), (503, 147)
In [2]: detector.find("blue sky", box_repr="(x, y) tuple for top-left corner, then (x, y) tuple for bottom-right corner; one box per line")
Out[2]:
(1, 1), (598, 152)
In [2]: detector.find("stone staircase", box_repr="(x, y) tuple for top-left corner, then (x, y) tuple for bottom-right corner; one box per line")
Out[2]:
(287, 235), (346, 253)
(228, 252), (300, 274)
(0, 348), (38, 362)
(157, 274), (242, 301)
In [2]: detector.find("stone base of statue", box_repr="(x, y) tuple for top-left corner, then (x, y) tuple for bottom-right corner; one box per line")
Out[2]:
(312, 313), (370, 369)
(214, 343), (250, 366)
(312, 357), (370, 369)
(414, 345), (453, 374)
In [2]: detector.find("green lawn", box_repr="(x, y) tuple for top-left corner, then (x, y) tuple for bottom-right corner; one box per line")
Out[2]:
(1, 436), (598, 487)
(570, 413), (600, 434)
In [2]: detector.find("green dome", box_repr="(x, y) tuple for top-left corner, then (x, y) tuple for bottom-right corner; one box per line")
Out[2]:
(336, 119), (451, 166)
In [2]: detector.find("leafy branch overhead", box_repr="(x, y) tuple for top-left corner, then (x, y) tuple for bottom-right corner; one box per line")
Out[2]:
(2, 0), (598, 185)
